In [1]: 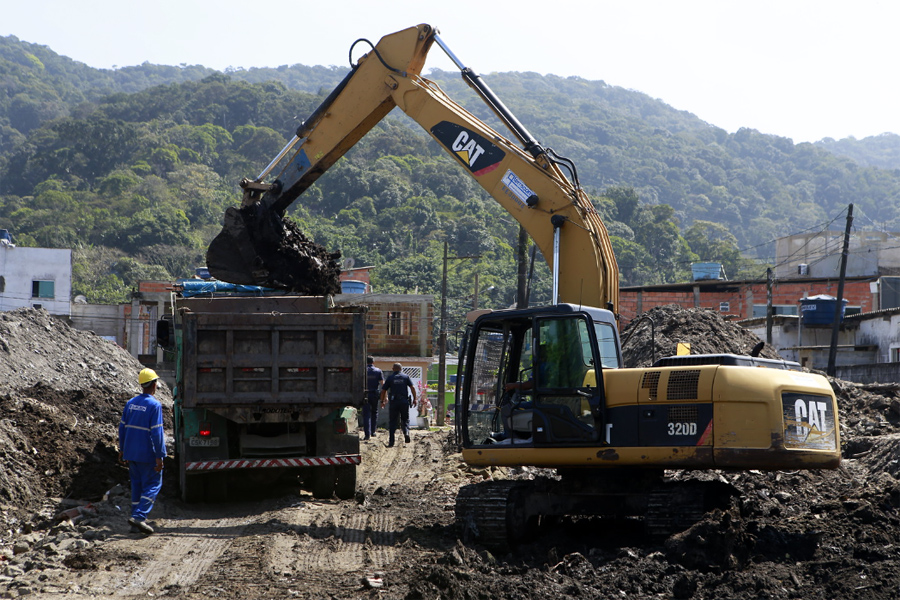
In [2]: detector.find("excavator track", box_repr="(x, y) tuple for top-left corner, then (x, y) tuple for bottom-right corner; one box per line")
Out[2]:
(455, 480), (523, 552)
(645, 485), (708, 537)
(455, 475), (738, 550)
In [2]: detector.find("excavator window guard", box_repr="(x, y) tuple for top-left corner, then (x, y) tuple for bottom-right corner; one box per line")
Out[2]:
(460, 312), (606, 447)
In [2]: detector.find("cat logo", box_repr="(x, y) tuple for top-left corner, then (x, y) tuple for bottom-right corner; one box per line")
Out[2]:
(452, 131), (485, 167)
(782, 392), (836, 451)
(430, 121), (505, 176)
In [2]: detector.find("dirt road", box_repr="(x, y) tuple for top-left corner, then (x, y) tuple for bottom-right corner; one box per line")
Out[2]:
(21, 429), (462, 599)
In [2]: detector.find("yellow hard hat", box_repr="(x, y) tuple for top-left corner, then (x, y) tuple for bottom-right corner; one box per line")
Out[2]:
(139, 368), (159, 386)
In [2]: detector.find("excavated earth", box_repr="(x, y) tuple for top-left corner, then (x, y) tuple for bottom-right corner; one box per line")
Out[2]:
(0, 305), (898, 598)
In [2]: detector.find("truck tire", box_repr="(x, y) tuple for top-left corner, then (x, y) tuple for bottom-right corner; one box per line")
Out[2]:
(180, 469), (204, 503)
(335, 465), (357, 500)
(204, 473), (229, 503)
(311, 466), (336, 499)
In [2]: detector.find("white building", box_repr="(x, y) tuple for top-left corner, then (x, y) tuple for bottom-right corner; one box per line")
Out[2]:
(0, 243), (73, 316)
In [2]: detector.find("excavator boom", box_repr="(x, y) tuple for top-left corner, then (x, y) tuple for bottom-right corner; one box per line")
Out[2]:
(207, 24), (618, 308)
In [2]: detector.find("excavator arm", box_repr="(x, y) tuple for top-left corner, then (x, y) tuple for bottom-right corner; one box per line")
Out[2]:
(207, 24), (619, 310)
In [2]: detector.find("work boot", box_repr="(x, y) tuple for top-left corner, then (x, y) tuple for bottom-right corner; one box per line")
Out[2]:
(128, 518), (154, 535)
(404, 434), (411, 443)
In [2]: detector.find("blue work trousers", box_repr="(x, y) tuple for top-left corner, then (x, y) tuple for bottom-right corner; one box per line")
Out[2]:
(388, 398), (411, 445)
(362, 393), (379, 438)
(129, 461), (163, 522)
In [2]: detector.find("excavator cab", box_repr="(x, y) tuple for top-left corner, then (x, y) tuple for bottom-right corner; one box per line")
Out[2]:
(456, 304), (621, 450)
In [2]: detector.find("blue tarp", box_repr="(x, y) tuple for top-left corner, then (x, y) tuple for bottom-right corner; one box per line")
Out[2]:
(177, 279), (276, 297)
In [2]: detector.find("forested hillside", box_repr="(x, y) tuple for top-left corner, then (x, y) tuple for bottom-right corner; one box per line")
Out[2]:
(2, 34), (899, 314)
(815, 133), (900, 170)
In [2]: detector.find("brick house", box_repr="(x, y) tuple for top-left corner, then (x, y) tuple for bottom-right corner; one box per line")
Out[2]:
(333, 293), (434, 404)
(619, 276), (879, 329)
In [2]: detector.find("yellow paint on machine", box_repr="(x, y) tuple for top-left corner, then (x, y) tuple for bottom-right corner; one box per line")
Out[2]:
(462, 445), (714, 468)
(464, 364), (840, 470)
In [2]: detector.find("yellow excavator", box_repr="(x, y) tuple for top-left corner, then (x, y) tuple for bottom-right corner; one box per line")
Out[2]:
(206, 24), (840, 548)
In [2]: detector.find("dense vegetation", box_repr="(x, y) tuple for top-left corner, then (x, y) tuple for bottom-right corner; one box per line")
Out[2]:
(2, 34), (899, 317)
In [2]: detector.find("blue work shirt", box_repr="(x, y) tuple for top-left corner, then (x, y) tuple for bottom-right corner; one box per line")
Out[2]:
(366, 364), (384, 397)
(119, 393), (166, 463)
(383, 371), (414, 402)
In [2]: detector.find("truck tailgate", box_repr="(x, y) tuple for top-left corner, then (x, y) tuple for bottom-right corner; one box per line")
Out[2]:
(181, 311), (365, 408)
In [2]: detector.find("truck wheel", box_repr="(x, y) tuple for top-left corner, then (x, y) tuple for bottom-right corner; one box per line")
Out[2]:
(311, 466), (336, 499)
(204, 473), (229, 503)
(180, 470), (204, 503)
(335, 465), (357, 500)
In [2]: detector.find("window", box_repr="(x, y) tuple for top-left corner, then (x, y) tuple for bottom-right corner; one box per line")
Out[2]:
(593, 321), (621, 369)
(537, 317), (592, 389)
(752, 304), (799, 318)
(387, 311), (409, 336)
(32, 280), (55, 299)
(719, 302), (730, 312)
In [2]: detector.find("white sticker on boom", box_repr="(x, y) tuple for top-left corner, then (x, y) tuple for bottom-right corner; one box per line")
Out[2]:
(501, 169), (535, 207)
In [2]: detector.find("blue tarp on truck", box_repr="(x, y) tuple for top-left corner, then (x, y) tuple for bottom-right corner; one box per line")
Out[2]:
(177, 280), (276, 298)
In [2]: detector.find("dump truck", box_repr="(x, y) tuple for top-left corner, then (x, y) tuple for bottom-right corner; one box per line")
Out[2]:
(164, 292), (366, 502)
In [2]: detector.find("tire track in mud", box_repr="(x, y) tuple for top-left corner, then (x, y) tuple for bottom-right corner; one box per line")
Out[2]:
(112, 515), (252, 597)
(277, 432), (435, 577)
(187, 526), (291, 598)
(358, 434), (418, 489)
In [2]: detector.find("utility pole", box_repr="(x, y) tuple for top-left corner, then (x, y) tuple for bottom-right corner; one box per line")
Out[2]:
(437, 241), (449, 426)
(516, 226), (528, 307)
(827, 203), (853, 377)
(766, 267), (773, 345)
(436, 242), (480, 427)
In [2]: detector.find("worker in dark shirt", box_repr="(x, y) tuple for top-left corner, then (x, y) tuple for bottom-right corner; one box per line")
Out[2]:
(118, 368), (166, 535)
(363, 356), (384, 440)
(380, 362), (417, 447)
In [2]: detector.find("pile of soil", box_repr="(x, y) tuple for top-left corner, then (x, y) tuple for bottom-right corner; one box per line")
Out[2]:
(621, 304), (783, 367)
(0, 308), (172, 527)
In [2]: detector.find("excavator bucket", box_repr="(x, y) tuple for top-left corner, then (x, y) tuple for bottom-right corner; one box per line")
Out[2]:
(206, 205), (342, 295)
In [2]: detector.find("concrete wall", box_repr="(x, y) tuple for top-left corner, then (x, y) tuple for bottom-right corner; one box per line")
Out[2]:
(855, 312), (900, 363)
(71, 303), (123, 344)
(774, 230), (900, 279)
(0, 245), (72, 316)
(835, 363), (900, 384)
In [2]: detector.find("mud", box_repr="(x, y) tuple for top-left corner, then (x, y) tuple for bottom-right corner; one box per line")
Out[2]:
(621, 304), (783, 367)
(0, 305), (898, 598)
(207, 206), (341, 294)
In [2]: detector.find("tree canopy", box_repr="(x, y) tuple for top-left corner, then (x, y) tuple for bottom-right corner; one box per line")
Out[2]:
(1, 34), (898, 314)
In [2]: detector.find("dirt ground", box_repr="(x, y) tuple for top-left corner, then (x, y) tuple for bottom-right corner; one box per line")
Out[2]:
(0, 305), (899, 598)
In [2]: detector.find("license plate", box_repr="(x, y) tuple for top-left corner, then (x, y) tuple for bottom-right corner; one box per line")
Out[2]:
(189, 436), (220, 447)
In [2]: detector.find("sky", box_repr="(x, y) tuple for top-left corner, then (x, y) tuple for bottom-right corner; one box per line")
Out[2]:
(2, 0), (898, 144)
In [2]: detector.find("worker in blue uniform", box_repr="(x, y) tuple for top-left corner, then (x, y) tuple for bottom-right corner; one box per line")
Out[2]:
(380, 362), (417, 447)
(118, 368), (166, 535)
(363, 356), (384, 440)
